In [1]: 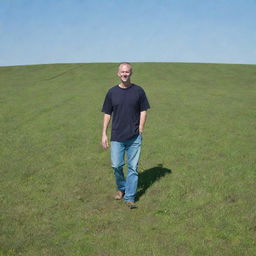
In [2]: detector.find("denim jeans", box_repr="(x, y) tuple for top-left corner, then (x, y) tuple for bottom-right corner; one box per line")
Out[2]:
(111, 134), (142, 202)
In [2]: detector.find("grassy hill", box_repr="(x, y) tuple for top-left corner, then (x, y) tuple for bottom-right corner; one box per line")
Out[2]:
(0, 62), (255, 256)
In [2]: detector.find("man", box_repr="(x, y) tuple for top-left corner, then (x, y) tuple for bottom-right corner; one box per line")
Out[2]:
(101, 62), (150, 209)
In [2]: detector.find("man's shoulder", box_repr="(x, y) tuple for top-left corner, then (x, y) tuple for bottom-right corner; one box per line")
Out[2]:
(105, 85), (118, 96)
(107, 85), (119, 93)
(131, 83), (143, 90)
(110, 84), (119, 90)
(132, 84), (146, 94)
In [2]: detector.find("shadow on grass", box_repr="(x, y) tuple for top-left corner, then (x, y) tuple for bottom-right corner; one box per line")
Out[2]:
(136, 164), (172, 202)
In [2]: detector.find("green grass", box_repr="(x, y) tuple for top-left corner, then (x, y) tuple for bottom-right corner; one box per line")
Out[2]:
(0, 62), (255, 256)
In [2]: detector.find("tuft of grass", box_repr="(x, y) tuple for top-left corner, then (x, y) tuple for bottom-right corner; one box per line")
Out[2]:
(0, 63), (256, 255)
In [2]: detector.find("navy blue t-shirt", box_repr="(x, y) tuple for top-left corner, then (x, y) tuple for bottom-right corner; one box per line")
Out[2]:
(102, 84), (150, 142)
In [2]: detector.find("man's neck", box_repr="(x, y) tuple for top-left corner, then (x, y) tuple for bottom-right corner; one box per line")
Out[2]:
(119, 81), (132, 89)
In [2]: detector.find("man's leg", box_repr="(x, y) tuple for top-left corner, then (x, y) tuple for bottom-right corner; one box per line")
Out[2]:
(111, 141), (126, 193)
(124, 134), (142, 203)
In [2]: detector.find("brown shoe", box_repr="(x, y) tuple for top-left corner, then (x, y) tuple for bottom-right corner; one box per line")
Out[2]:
(126, 201), (138, 209)
(114, 190), (124, 200)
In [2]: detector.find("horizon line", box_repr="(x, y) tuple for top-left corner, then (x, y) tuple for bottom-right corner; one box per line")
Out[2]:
(0, 61), (255, 68)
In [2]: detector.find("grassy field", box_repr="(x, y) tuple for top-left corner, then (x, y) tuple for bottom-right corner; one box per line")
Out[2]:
(0, 62), (255, 256)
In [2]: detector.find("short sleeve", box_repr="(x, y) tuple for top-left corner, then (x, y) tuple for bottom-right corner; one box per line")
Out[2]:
(139, 89), (150, 111)
(101, 91), (113, 115)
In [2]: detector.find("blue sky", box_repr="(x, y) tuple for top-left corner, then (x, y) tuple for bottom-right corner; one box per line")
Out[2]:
(0, 0), (255, 66)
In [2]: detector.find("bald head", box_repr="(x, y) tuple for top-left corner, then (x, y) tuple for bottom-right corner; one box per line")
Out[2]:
(118, 62), (133, 74)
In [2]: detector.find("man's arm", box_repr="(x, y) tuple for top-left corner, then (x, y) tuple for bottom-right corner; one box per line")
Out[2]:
(139, 110), (147, 134)
(102, 113), (111, 149)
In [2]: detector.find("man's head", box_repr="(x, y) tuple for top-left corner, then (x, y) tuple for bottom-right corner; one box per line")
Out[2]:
(117, 62), (132, 84)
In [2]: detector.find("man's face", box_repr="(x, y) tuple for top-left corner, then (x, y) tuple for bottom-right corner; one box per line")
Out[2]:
(117, 64), (132, 83)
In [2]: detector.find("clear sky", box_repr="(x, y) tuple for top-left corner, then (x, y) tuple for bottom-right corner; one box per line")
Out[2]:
(0, 0), (255, 66)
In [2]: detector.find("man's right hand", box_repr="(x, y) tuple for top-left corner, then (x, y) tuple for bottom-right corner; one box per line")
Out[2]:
(101, 134), (109, 150)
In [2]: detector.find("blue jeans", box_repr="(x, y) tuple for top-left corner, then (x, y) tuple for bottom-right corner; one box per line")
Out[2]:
(111, 134), (142, 202)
